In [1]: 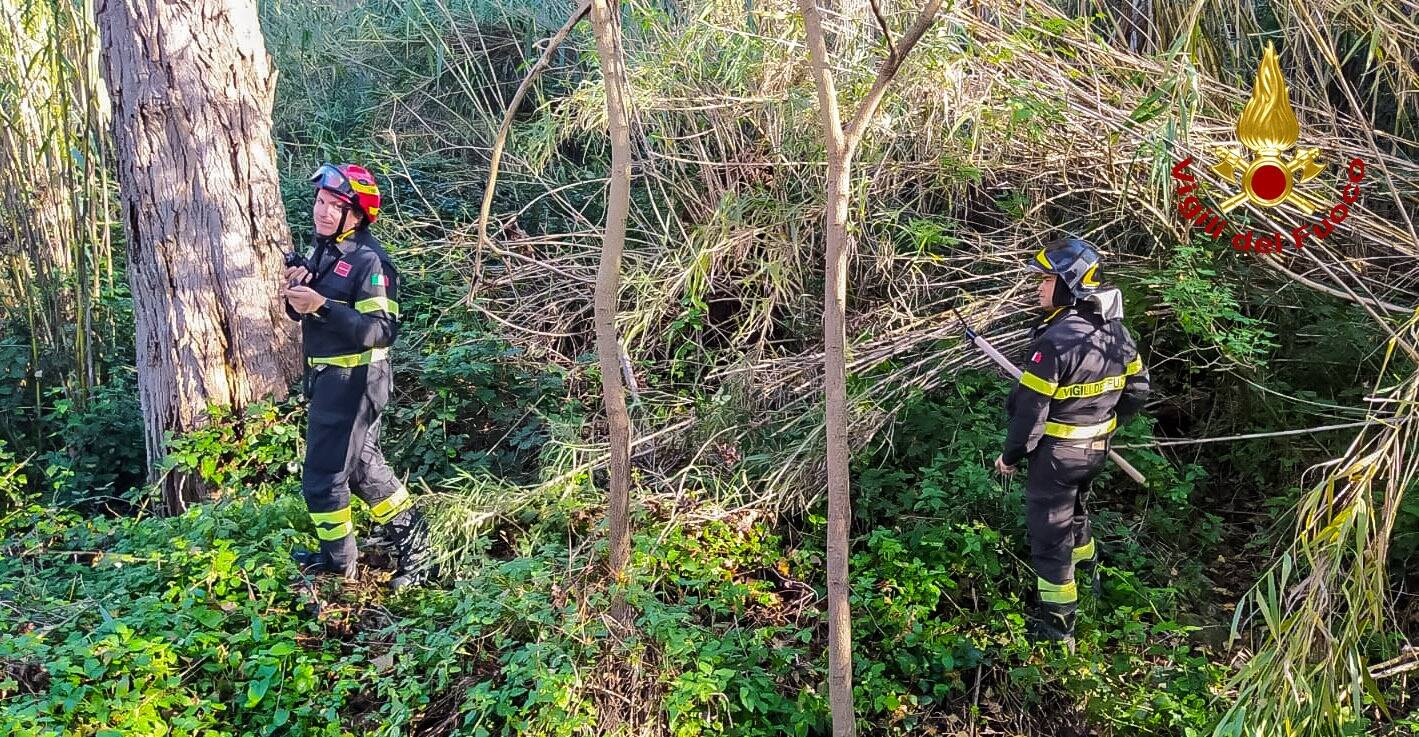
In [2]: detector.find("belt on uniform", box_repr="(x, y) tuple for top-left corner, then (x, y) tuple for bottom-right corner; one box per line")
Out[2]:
(1039, 436), (1112, 452)
(307, 347), (388, 367)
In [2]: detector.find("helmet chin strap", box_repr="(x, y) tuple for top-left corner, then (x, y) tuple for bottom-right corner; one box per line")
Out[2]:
(333, 208), (357, 243)
(315, 204), (360, 246)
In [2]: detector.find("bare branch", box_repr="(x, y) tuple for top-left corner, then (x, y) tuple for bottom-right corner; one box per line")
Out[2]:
(471, 0), (592, 300)
(798, 0), (847, 151)
(869, 0), (897, 68)
(843, 0), (944, 155)
(1371, 647), (1419, 680)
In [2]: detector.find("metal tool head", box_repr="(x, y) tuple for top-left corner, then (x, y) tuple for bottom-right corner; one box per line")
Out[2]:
(948, 306), (974, 337)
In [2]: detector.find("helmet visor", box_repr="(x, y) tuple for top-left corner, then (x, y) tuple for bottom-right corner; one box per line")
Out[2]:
(309, 163), (354, 199)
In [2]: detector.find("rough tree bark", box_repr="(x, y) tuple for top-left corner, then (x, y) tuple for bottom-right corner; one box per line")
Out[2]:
(797, 1), (943, 734)
(97, 0), (300, 513)
(589, 0), (635, 620)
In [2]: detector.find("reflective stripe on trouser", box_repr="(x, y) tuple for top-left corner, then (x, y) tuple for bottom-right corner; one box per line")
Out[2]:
(310, 507), (353, 540)
(369, 485), (412, 525)
(302, 360), (407, 568)
(1037, 577), (1077, 604)
(1071, 538), (1096, 565)
(1025, 440), (1107, 605)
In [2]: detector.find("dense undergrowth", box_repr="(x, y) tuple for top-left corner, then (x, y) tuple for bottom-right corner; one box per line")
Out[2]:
(4, 376), (1243, 736)
(4, 0), (1419, 734)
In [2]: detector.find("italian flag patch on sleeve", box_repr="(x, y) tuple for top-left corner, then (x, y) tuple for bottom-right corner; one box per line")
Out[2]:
(370, 274), (385, 286)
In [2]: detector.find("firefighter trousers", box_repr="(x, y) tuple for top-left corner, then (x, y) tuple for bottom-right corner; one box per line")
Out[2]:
(1025, 438), (1107, 611)
(301, 360), (413, 569)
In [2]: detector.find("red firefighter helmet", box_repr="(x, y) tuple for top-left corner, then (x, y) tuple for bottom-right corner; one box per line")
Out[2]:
(309, 162), (381, 225)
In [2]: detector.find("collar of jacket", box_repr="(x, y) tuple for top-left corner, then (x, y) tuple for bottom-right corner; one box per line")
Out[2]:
(1033, 287), (1125, 335)
(1040, 306), (1068, 328)
(313, 227), (371, 253)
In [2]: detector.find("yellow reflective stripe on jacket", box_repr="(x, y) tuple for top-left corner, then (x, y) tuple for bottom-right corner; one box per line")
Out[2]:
(354, 296), (399, 316)
(310, 508), (352, 541)
(369, 487), (412, 525)
(307, 347), (389, 367)
(1019, 370), (1058, 396)
(1037, 577), (1078, 604)
(1053, 374), (1127, 399)
(1051, 357), (1143, 399)
(1042, 416), (1116, 439)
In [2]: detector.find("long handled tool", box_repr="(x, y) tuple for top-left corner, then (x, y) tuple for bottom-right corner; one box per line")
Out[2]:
(951, 307), (1148, 486)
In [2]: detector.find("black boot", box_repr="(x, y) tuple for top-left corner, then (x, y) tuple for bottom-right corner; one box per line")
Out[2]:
(1027, 600), (1077, 652)
(291, 536), (357, 580)
(379, 508), (437, 591)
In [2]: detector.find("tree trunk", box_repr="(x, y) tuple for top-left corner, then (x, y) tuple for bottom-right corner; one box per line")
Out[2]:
(798, 1), (942, 734)
(823, 159), (857, 737)
(97, 0), (299, 513)
(798, 5), (855, 734)
(589, 0), (635, 621)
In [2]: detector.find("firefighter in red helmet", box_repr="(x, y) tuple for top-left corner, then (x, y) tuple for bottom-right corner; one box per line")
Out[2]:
(280, 162), (435, 590)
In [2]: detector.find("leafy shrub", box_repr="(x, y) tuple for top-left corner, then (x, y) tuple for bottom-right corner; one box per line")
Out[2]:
(39, 373), (146, 508)
(1141, 242), (1277, 368)
(163, 400), (305, 492)
(0, 438), (27, 512)
(387, 323), (572, 484)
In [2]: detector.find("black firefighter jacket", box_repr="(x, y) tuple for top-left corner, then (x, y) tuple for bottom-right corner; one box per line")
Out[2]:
(1002, 288), (1149, 466)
